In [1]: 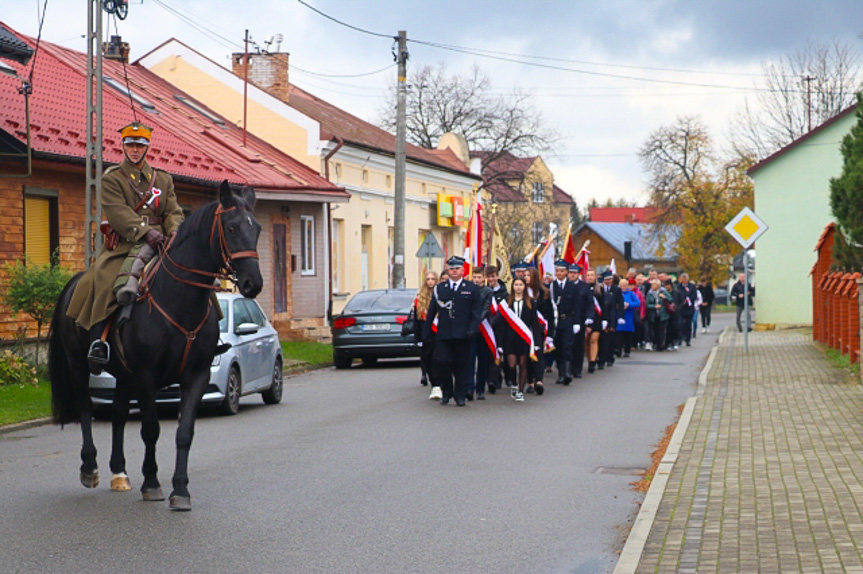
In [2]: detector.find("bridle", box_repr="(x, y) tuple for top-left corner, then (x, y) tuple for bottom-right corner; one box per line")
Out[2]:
(137, 203), (259, 375)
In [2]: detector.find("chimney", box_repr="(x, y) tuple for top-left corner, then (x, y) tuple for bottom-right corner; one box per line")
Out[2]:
(232, 51), (290, 103)
(103, 35), (130, 64)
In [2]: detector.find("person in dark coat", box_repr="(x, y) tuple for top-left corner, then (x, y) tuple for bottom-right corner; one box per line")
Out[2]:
(413, 271), (438, 389)
(484, 266), (508, 395)
(676, 273), (699, 347)
(568, 262), (594, 379)
(469, 267), (493, 400)
(597, 269), (624, 368)
(526, 267), (553, 395)
(498, 276), (541, 402)
(664, 278), (683, 350)
(730, 273), (755, 332)
(550, 259), (577, 384)
(698, 277), (715, 333)
(423, 256), (484, 407)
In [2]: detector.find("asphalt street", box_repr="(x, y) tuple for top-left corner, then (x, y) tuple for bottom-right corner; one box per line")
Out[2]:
(0, 314), (733, 574)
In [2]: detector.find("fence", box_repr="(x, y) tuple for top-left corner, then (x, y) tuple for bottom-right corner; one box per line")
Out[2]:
(811, 223), (861, 364)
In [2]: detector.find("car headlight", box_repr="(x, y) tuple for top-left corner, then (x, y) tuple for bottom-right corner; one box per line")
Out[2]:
(211, 354), (221, 367)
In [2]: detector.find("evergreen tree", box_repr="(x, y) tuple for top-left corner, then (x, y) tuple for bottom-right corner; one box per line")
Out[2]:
(829, 92), (863, 271)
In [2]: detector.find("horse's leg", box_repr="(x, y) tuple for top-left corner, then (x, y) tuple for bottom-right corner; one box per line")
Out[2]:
(108, 379), (133, 492)
(169, 370), (209, 511)
(73, 368), (100, 488)
(136, 375), (165, 501)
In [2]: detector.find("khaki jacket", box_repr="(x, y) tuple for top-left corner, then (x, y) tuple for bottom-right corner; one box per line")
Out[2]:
(67, 158), (184, 330)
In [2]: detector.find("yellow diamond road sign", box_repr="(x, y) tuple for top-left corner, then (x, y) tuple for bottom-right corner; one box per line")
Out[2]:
(725, 207), (768, 248)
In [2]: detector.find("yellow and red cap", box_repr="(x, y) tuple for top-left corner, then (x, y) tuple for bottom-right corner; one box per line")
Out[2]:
(118, 122), (153, 145)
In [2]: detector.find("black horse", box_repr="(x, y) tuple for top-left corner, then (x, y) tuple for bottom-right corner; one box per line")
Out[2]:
(48, 181), (262, 511)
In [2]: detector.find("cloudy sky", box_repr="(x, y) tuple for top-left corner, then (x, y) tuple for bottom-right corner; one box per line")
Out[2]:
(6, 0), (863, 205)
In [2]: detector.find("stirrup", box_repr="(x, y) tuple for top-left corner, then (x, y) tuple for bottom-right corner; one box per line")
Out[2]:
(87, 340), (110, 364)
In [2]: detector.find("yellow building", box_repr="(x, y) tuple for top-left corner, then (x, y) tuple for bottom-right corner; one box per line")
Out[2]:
(140, 39), (481, 325)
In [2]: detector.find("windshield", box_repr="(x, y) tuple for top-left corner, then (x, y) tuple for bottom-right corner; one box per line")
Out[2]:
(344, 291), (414, 314)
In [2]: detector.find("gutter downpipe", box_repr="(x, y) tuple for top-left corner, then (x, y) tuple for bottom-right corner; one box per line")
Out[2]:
(323, 136), (343, 323)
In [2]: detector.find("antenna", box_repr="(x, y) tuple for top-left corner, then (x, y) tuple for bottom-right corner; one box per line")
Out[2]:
(274, 33), (283, 52)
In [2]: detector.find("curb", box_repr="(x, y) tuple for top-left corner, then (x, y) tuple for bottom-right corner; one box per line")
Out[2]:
(0, 416), (53, 435)
(612, 329), (725, 574)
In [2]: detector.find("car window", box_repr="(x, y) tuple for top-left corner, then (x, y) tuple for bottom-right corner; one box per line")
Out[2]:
(219, 300), (229, 333)
(233, 299), (253, 327)
(243, 299), (268, 327)
(343, 291), (414, 313)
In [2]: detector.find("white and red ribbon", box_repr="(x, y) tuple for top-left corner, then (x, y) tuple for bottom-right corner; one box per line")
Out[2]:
(498, 299), (537, 361)
(593, 296), (603, 317)
(479, 319), (500, 364)
(537, 310), (548, 336)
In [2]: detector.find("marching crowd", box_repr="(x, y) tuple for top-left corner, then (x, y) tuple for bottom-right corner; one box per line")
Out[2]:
(411, 256), (722, 406)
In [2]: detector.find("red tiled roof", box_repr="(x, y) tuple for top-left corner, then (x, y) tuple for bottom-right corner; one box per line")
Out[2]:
(0, 23), (346, 199)
(552, 184), (572, 204)
(286, 83), (474, 176)
(589, 207), (656, 223)
(473, 151), (571, 204)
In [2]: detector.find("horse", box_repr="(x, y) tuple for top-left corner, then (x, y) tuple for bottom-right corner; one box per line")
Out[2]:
(48, 180), (262, 511)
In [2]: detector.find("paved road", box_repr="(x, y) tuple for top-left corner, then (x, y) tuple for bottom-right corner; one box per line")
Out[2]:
(0, 314), (732, 574)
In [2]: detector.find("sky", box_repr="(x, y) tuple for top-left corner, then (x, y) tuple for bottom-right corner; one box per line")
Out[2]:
(5, 0), (863, 207)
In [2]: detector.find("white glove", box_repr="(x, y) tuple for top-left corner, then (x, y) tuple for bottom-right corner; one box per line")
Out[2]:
(601, 320), (608, 330)
(497, 348), (504, 356)
(534, 346), (540, 352)
(585, 318), (593, 325)
(417, 341), (423, 347)
(617, 318), (625, 325)
(547, 337), (554, 346)
(573, 324), (581, 335)
(624, 302), (629, 309)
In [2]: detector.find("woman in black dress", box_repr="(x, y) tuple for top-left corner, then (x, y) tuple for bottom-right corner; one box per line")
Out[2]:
(525, 267), (553, 395)
(499, 277), (541, 402)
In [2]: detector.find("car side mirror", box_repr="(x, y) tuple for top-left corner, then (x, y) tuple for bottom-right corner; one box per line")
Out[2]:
(235, 322), (260, 336)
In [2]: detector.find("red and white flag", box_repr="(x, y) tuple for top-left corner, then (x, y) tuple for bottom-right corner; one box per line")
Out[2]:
(576, 245), (591, 280)
(463, 195), (484, 277)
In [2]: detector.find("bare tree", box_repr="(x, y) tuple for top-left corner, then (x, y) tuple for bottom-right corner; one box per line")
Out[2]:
(378, 63), (557, 181)
(730, 39), (862, 160)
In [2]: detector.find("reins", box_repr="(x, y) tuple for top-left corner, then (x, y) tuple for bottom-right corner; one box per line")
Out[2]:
(136, 203), (259, 375)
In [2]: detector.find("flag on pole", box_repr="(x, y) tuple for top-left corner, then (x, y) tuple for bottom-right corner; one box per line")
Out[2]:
(538, 240), (556, 279)
(562, 226), (576, 264)
(490, 212), (511, 285)
(609, 258), (616, 275)
(575, 241), (591, 279)
(463, 195), (484, 277)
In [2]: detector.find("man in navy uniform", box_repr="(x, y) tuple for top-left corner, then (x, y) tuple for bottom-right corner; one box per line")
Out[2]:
(550, 259), (577, 384)
(598, 269), (624, 368)
(568, 262), (594, 379)
(423, 256), (484, 406)
(512, 261), (529, 282)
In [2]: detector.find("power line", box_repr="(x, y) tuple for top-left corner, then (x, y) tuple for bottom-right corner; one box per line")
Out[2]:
(295, 0), (393, 39)
(150, 0), (244, 51)
(290, 62), (395, 78)
(27, 0), (49, 87)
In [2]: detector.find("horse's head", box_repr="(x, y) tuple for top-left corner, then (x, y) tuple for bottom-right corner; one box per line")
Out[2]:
(217, 180), (263, 298)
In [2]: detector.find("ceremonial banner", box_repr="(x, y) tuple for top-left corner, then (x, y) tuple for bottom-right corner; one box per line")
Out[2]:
(490, 215), (511, 285)
(562, 226), (576, 264)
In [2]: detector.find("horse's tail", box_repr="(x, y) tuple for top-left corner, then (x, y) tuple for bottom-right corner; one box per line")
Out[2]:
(49, 272), (84, 426)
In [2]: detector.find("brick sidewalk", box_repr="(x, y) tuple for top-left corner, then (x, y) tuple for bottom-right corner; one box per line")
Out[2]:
(634, 328), (863, 573)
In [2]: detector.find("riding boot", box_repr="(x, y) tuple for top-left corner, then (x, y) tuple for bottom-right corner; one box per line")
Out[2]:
(116, 244), (156, 305)
(562, 361), (572, 385)
(87, 320), (111, 375)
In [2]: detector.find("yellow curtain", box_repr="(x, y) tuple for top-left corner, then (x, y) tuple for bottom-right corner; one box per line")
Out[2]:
(25, 197), (51, 265)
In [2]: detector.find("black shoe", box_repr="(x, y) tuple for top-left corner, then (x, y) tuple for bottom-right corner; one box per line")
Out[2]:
(526, 384), (535, 394)
(455, 399), (466, 407)
(477, 392), (485, 400)
(535, 382), (544, 396)
(555, 374), (565, 384)
(686, 342), (691, 346)
(573, 372), (582, 379)
(466, 392), (474, 401)
(487, 384), (496, 395)
(440, 398), (450, 406)
(588, 362), (595, 373)
(623, 352), (630, 358)
(597, 363), (604, 370)
(420, 375), (428, 386)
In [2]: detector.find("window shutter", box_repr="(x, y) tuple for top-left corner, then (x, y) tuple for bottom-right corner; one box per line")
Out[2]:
(25, 196), (51, 265)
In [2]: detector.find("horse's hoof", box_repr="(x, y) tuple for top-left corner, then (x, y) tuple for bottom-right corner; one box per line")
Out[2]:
(80, 469), (100, 489)
(169, 495), (192, 511)
(141, 487), (165, 502)
(110, 473), (132, 492)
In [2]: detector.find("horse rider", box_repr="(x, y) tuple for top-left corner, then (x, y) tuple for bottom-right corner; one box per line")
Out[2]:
(66, 122), (184, 374)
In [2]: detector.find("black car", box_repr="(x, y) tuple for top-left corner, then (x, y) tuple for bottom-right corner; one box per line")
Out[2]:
(331, 289), (419, 369)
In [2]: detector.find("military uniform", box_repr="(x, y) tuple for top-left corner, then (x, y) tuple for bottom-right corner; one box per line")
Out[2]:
(550, 260), (577, 384)
(67, 158), (184, 330)
(568, 263), (594, 378)
(597, 271), (624, 367)
(423, 257), (483, 406)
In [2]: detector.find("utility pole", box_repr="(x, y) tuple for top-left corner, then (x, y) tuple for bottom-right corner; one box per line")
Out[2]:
(391, 30), (408, 289)
(85, 0), (104, 267)
(802, 74), (816, 133)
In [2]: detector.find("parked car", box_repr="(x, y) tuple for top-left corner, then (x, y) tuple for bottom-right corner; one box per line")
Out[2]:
(330, 289), (419, 369)
(89, 292), (284, 416)
(713, 285), (730, 306)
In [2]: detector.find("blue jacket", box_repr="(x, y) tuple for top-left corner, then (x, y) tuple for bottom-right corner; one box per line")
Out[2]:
(618, 290), (640, 332)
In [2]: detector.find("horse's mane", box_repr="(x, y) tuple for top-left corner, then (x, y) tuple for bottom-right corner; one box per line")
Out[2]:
(173, 201), (219, 244)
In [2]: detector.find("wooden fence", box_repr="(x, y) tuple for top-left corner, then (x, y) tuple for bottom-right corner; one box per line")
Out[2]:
(811, 223), (861, 363)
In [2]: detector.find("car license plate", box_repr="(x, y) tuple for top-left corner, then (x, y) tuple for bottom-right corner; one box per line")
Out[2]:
(362, 323), (391, 332)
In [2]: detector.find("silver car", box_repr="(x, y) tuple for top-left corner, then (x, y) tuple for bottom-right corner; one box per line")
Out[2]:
(89, 292), (284, 415)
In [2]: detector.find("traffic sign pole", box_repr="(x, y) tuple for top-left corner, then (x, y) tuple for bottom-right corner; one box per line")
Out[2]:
(725, 207), (767, 354)
(744, 251), (750, 353)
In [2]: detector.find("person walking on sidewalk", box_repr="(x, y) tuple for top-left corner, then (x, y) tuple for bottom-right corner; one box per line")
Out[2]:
(677, 273), (698, 347)
(698, 277), (714, 333)
(731, 272), (755, 332)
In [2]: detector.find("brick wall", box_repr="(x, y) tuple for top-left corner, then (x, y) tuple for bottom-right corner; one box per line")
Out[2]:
(231, 52), (289, 103)
(291, 202), (325, 319)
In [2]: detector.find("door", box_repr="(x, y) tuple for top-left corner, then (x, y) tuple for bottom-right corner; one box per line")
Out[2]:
(272, 223), (287, 313)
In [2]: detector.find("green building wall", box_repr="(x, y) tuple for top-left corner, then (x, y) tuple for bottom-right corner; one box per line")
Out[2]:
(751, 109), (856, 325)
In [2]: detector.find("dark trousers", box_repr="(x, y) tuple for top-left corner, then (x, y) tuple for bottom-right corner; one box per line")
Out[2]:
(666, 313), (680, 347)
(475, 338), (490, 394)
(420, 338), (435, 382)
(617, 331), (634, 355)
(554, 319), (574, 370)
(434, 338), (472, 401)
(599, 330), (615, 365)
(571, 325), (586, 375)
(736, 306), (750, 332)
(701, 305), (712, 328)
(532, 347), (547, 382)
(680, 311), (694, 344)
(467, 337), (478, 394)
(650, 319), (667, 351)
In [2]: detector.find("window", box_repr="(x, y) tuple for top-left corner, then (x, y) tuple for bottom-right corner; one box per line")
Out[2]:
(532, 221), (544, 244)
(300, 215), (315, 275)
(24, 187), (58, 266)
(332, 219), (343, 293)
(362, 169), (369, 184)
(333, 163), (342, 179)
(532, 182), (545, 203)
(233, 299), (253, 328)
(173, 95), (226, 128)
(385, 174), (392, 188)
(103, 76), (158, 114)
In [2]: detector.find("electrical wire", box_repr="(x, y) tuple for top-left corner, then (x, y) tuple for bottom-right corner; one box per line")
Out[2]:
(290, 62), (396, 78)
(150, 0), (244, 51)
(295, 0), (393, 39)
(111, 14), (139, 122)
(27, 0), (49, 87)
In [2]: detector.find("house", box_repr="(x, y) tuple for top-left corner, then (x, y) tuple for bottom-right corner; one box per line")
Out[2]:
(588, 206), (656, 223)
(571, 221), (680, 274)
(138, 40), (482, 315)
(473, 151), (573, 260)
(0, 23), (348, 341)
(747, 105), (857, 325)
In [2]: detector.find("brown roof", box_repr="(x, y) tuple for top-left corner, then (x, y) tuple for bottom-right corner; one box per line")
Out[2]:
(473, 151), (571, 204)
(552, 184), (573, 204)
(748, 105), (857, 176)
